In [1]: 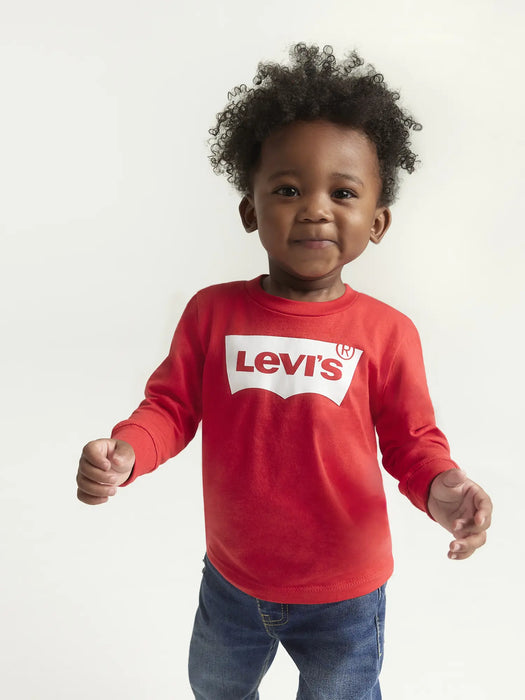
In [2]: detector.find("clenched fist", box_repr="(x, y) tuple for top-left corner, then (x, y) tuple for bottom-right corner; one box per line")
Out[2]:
(77, 439), (135, 505)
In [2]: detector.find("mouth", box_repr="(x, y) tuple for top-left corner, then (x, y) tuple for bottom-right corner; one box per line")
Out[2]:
(293, 239), (337, 249)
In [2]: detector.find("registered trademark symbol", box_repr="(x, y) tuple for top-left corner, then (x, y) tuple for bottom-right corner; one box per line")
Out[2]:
(336, 344), (355, 360)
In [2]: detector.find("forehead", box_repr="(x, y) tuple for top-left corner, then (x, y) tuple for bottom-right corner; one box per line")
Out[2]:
(256, 120), (380, 181)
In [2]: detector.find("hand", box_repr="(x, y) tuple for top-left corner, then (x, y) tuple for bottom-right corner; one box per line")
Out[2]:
(77, 439), (135, 505)
(427, 469), (492, 560)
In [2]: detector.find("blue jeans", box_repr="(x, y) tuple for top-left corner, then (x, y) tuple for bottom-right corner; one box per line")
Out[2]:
(188, 556), (386, 700)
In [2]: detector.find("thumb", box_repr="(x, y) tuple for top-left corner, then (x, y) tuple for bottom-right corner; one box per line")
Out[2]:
(108, 439), (135, 474)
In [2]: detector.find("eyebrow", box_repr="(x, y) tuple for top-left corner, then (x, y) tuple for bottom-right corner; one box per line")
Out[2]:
(331, 172), (364, 187)
(267, 169), (299, 181)
(267, 169), (364, 187)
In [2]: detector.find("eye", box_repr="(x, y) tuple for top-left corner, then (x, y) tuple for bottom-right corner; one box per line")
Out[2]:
(332, 189), (355, 200)
(274, 185), (299, 197)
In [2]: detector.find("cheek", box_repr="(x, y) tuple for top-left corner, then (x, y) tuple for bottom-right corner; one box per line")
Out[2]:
(340, 208), (375, 233)
(257, 229), (277, 253)
(258, 208), (290, 231)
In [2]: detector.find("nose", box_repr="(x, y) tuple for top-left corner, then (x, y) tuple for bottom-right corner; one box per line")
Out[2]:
(297, 193), (332, 223)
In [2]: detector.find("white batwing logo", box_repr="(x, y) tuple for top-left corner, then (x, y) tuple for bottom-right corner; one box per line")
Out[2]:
(225, 335), (363, 406)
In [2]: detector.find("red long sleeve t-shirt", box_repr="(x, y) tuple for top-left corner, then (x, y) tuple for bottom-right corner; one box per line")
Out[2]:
(112, 276), (458, 603)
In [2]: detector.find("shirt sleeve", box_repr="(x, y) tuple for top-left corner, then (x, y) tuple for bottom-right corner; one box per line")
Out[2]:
(111, 295), (204, 485)
(374, 320), (459, 514)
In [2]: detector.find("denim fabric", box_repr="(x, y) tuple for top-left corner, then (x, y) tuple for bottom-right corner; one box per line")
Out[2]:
(188, 555), (385, 700)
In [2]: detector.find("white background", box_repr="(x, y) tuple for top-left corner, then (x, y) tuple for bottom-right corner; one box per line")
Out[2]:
(1, 1), (523, 698)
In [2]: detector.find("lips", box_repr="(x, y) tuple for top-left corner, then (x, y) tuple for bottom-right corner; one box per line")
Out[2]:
(293, 239), (336, 249)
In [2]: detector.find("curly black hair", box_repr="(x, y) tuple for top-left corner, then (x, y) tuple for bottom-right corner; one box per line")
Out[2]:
(209, 43), (422, 206)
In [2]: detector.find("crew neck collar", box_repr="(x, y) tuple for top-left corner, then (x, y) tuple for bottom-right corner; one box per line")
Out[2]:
(245, 275), (358, 317)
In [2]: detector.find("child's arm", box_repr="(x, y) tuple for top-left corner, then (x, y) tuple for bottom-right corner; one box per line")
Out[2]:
(103, 294), (205, 486)
(427, 469), (492, 559)
(76, 439), (135, 505)
(374, 317), (493, 559)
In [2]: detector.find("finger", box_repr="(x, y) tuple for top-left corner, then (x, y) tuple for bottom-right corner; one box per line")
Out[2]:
(110, 453), (131, 474)
(475, 513), (491, 530)
(463, 530), (488, 551)
(453, 519), (481, 537)
(81, 440), (114, 471)
(110, 440), (135, 474)
(473, 494), (493, 528)
(453, 508), (492, 538)
(453, 518), (467, 532)
(78, 460), (119, 485)
(76, 473), (117, 499)
(448, 531), (488, 560)
(77, 488), (110, 506)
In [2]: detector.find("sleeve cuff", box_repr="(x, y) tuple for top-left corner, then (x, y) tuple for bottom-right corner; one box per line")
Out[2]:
(400, 459), (460, 516)
(111, 422), (158, 486)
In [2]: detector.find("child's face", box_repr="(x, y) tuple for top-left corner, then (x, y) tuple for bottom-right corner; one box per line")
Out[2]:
(239, 120), (391, 300)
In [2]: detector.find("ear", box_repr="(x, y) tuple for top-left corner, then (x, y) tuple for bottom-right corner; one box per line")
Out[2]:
(239, 196), (258, 232)
(370, 207), (392, 245)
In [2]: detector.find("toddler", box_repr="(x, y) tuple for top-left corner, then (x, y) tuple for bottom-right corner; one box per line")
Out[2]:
(76, 44), (492, 699)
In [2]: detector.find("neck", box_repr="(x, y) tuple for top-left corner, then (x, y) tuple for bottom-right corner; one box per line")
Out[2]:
(262, 271), (346, 302)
